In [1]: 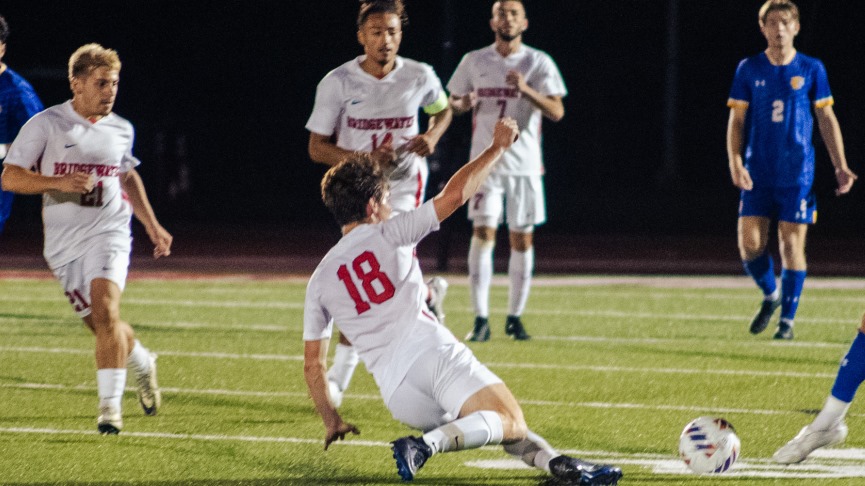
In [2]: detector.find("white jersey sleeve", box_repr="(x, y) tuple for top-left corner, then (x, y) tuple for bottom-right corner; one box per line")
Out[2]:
(3, 115), (47, 170)
(305, 71), (343, 138)
(446, 53), (476, 97)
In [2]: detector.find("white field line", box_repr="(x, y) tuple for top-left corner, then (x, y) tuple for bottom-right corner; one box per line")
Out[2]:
(5, 273), (865, 289)
(6, 381), (865, 420)
(0, 294), (859, 326)
(0, 346), (838, 379)
(2, 424), (863, 479)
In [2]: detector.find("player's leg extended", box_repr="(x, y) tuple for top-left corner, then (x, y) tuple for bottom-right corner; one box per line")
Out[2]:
(87, 278), (130, 434)
(775, 221), (808, 339)
(738, 215), (779, 334)
(773, 315), (865, 463)
(506, 229), (533, 340)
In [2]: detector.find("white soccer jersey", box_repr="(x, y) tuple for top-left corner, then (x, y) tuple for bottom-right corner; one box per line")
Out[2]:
(3, 101), (139, 268)
(303, 201), (457, 404)
(306, 56), (446, 212)
(447, 44), (567, 176)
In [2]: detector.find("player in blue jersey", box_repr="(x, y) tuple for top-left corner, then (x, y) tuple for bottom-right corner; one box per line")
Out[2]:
(0, 14), (43, 233)
(726, 0), (856, 340)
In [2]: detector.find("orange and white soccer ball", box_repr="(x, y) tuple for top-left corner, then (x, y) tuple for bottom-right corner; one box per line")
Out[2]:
(679, 416), (740, 474)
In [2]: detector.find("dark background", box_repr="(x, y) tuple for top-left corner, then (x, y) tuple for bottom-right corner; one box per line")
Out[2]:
(1, 1), (863, 268)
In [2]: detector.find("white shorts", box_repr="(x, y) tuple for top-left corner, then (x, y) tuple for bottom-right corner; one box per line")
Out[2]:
(468, 174), (546, 229)
(51, 240), (131, 318)
(388, 160), (428, 215)
(386, 342), (503, 432)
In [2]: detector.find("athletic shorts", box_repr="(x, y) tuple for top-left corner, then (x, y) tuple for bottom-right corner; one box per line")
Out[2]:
(468, 174), (546, 229)
(51, 239), (131, 318)
(739, 185), (816, 224)
(389, 160), (428, 215)
(386, 342), (503, 432)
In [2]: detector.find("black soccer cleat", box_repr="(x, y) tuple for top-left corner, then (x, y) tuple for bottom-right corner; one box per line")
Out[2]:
(391, 435), (432, 481)
(505, 315), (531, 341)
(749, 297), (781, 334)
(465, 316), (491, 342)
(773, 321), (794, 340)
(549, 455), (623, 485)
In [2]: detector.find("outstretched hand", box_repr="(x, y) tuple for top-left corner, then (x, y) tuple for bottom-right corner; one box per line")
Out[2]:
(324, 419), (360, 450)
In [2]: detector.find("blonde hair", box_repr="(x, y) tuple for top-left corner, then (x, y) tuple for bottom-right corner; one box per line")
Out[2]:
(68, 43), (121, 80)
(759, 0), (799, 26)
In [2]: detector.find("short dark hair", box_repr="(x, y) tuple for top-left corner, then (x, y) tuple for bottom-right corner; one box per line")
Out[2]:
(0, 15), (10, 44)
(321, 154), (389, 227)
(357, 0), (408, 28)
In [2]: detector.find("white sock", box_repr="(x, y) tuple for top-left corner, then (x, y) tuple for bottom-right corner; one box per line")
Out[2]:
(422, 411), (504, 454)
(126, 339), (151, 375)
(811, 395), (851, 431)
(508, 248), (534, 316)
(503, 429), (557, 472)
(469, 236), (494, 318)
(327, 343), (359, 392)
(97, 368), (127, 411)
(767, 289), (780, 301)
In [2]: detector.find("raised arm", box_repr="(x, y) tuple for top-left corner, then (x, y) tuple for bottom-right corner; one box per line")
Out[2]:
(815, 105), (857, 195)
(120, 168), (172, 259)
(432, 118), (518, 221)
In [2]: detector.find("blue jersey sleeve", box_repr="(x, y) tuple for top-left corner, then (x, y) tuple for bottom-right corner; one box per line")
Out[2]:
(810, 59), (833, 108)
(727, 59), (751, 107)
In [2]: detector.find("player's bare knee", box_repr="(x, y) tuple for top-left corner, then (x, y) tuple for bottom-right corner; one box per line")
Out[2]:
(858, 313), (865, 334)
(473, 226), (496, 242)
(500, 414), (528, 443)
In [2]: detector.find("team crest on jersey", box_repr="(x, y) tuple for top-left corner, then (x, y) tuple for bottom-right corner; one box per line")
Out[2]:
(790, 76), (805, 90)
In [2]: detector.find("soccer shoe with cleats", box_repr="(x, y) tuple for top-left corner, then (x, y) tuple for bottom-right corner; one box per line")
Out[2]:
(97, 405), (123, 435)
(465, 316), (490, 342)
(749, 297), (781, 334)
(773, 421), (848, 464)
(391, 435), (432, 481)
(549, 455), (623, 485)
(426, 276), (448, 324)
(505, 315), (531, 341)
(136, 352), (162, 416)
(773, 321), (794, 340)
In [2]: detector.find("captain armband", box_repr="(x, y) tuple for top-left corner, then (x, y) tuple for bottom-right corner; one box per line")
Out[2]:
(423, 91), (449, 115)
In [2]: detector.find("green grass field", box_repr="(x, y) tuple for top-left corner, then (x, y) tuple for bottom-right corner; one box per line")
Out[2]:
(2, 274), (865, 485)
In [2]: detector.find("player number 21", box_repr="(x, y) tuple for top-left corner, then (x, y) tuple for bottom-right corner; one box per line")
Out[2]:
(337, 251), (396, 315)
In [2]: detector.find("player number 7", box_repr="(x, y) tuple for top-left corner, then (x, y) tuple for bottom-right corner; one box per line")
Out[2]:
(336, 251), (396, 315)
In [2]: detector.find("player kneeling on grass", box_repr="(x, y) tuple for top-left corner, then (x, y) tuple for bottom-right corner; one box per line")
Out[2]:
(302, 118), (622, 485)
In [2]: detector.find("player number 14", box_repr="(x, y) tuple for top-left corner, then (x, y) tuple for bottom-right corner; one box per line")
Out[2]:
(337, 251), (396, 315)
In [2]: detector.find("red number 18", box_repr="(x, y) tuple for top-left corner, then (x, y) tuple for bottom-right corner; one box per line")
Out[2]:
(337, 251), (395, 315)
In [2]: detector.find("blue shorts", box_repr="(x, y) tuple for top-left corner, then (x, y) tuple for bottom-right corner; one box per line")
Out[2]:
(739, 186), (816, 224)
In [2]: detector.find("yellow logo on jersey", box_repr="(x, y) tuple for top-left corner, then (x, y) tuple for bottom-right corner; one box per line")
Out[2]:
(790, 76), (805, 90)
